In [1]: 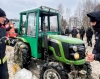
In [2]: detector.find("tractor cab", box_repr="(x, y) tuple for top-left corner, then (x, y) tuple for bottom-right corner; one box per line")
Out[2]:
(18, 6), (61, 58)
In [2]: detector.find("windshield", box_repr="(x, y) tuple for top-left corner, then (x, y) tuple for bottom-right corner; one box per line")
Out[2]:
(50, 16), (58, 32)
(39, 13), (58, 32)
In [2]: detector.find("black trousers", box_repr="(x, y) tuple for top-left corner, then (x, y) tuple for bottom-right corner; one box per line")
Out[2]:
(72, 34), (77, 38)
(87, 37), (92, 47)
(0, 61), (9, 79)
(80, 35), (84, 40)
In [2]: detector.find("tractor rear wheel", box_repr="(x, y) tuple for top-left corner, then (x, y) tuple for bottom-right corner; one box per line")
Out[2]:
(14, 41), (30, 69)
(40, 62), (68, 79)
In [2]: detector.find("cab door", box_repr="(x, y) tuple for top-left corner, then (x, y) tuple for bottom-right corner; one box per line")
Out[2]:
(25, 11), (41, 58)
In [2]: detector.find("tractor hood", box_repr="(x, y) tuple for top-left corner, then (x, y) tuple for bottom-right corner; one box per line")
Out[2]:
(48, 35), (84, 44)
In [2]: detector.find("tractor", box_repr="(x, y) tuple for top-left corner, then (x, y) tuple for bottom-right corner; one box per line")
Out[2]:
(14, 6), (92, 79)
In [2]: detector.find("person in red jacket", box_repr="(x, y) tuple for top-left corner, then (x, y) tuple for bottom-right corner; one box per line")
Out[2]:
(5, 19), (17, 38)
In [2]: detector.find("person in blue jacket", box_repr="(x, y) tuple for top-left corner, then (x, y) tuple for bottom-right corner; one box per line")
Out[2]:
(71, 27), (78, 38)
(86, 10), (100, 62)
(79, 27), (85, 40)
(86, 27), (93, 47)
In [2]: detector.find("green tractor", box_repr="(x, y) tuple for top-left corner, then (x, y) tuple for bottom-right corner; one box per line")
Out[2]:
(14, 6), (92, 79)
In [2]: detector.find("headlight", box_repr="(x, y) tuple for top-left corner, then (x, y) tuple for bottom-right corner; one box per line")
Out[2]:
(74, 53), (79, 60)
(73, 46), (77, 52)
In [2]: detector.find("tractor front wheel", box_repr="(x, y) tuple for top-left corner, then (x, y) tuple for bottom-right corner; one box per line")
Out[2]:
(14, 42), (30, 69)
(40, 62), (68, 79)
(82, 62), (92, 78)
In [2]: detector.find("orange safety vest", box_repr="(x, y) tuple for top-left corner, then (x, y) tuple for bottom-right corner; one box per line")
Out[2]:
(6, 22), (17, 38)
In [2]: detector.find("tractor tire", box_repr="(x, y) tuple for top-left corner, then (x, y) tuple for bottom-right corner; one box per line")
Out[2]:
(82, 62), (92, 78)
(40, 62), (68, 79)
(14, 41), (30, 69)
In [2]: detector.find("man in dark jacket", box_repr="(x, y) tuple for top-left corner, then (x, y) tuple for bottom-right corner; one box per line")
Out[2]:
(79, 27), (85, 40)
(71, 27), (78, 38)
(86, 27), (93, 47)
(0, 8), (12, 79)
(65, 27), (69, 36)
(86, 11), (100, 62)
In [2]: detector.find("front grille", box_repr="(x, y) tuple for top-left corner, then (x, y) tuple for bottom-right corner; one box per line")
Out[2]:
(62, 43), (85, 60)
(62, 42), (69, 59)
(76, 44), (85, 59)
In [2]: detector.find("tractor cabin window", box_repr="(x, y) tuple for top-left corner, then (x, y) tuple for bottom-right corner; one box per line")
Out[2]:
(50, 16), (58, 32)
(20, 14), (26, 35)
(27, 13), (36, 37)
(39, 12), (58, 32)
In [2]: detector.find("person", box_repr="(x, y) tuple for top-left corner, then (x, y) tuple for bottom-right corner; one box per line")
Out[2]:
(65, 27), (70, 36)
(0, 8), (12, 79)
(5, 19), (17, 46)
(5, 19), (17, 37)
(86, 27), (93, 47)
(86, 10), (100, 62)
(71, 27), (78, 38)
(79, 27), (85, 40)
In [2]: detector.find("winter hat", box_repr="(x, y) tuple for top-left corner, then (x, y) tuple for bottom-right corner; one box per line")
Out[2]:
(90, 17), (96, 22)
(0, 8), (6, 17)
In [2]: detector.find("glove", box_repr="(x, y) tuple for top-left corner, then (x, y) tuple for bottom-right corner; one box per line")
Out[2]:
(5, 39), (10, 45)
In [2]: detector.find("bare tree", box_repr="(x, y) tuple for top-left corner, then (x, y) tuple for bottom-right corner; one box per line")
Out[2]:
(61, 16), (67, 29)
(69, 16), (79, 29)
(66, 7), (71, 27)
(74, 0), (99, 30)
(58, 3), (67, 33)
(94, 4), (100, 11)
(58, 3), (64, 16)
(82, 0), (98, 29)
(74, 1), (83, 28)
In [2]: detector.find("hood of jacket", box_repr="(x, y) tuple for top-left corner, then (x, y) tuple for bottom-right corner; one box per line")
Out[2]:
(87, 11), (100, 23)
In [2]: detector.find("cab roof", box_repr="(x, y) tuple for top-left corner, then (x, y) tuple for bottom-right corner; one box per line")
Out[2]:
(20, 6), (60, 15)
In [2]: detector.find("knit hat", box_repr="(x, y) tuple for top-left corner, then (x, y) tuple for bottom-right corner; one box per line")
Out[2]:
(0, 8), (6, 17)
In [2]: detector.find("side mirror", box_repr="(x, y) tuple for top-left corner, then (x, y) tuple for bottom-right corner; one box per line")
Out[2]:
(39, 29), (42, 32)
(21, 27), (25, 35)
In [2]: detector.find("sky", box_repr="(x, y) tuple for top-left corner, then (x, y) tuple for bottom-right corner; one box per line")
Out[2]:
(0, 0), (80, 19)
